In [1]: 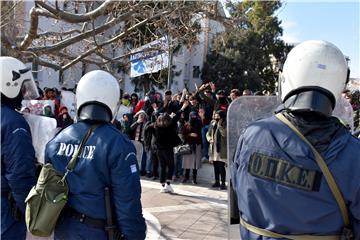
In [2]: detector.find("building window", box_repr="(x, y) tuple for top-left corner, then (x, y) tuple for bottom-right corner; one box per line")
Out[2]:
(193, 66), (200, 78)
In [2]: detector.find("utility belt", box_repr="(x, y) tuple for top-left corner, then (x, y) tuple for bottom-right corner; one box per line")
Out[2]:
(64, 207), (106, 229)
(2, 190), (23, 221)
(64, 207), (125, 240)
(240, 216), (340, 240)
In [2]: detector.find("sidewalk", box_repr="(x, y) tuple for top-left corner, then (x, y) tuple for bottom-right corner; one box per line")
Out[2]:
(141, 179), (228, 240)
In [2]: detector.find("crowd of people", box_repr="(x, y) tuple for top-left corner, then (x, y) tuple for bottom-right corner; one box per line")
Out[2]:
(2, 40), (360, 240)
(111, 83), (248, 192)
(21, 86), (74, 130)
(20, 80), (360, 193)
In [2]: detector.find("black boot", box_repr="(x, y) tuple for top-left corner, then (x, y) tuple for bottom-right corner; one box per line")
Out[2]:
(192, 169), (198, 184)
(182, 169), (190, 183)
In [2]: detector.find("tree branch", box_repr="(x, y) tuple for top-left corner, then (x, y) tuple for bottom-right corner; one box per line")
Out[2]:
(27, 4), (144, 54)
(19, 7), (58, 50)
(61, 9), (172, 71)
(36, 29), (81, 38)
(35, 58), (61, 70)
(35, 0), (114, 23)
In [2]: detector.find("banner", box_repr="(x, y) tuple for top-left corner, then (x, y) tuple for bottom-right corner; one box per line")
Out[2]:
(130, 36), (169, 78)
(22, 100), (55, 115)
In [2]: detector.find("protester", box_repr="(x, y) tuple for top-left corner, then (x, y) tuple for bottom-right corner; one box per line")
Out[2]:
(229, 89), (241, 101)
(242, 89), (253, 96)
(56, 105), (74, 129)
(181, 111), (203, 184)
(149, 101), (188, 193)
(130, 110), (148, 176)
(163, 90), (180, 114)
(152, 112), (182, 193)
(130, 93), (139, 113)
(207, 110), (227, 190)
(43, 87), (60, 115)
(1, 56), (39, 240)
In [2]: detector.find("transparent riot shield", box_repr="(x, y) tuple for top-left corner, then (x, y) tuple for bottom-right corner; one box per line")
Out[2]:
(333, 96), (354, 133)
(24, 114), (58, 164)
(227, 96), (280, 238)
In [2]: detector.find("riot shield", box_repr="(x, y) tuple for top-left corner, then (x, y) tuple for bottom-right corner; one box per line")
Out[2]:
(227, 96), (280, 231)
(333, 96), (354, 133)
(24, 114), (58, 164)
(60, 90), (77, 119)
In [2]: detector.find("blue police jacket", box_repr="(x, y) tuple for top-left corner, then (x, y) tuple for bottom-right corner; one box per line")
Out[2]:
(1, 104), (37, 212)
(231, 114), (360, 239)
(45, 121), (146, 240)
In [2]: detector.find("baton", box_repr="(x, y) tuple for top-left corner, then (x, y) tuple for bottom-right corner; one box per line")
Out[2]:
(105, 187), (115, 240)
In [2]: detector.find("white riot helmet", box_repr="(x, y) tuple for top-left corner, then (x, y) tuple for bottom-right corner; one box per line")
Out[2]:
(279, 40), (349, 116)
(76, 70), (120, 122)
(0, 56), (39, 100)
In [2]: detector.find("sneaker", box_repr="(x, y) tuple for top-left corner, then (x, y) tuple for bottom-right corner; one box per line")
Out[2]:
(160, 185), (168, 193)
(212, 182), (220, 188)
(165, 184), (174, 193)
(192, 179), (197, 185)
(146, 173), (153, 178)
(220, 184), (227, 190)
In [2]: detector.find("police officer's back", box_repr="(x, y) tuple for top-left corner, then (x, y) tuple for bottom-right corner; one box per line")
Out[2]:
(45, 70), (146, 239)
(1, 57), (39, 239)
(231, 41), (360, 239)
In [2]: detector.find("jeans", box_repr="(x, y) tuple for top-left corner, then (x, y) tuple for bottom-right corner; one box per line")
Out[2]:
(173, 154), (183, 177)
(201, 125), (210, 159)
(145, 149), (152, 174)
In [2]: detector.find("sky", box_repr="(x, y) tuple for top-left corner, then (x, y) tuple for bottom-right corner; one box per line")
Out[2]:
(276, 1), (359, 78)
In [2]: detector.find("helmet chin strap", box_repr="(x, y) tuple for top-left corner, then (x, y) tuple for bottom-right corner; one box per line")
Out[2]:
(78, 104), (111, 122)
(283, 90), (334, 117)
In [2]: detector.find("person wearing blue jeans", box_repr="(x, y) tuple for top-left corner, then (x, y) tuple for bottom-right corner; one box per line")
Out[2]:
(145, 150), (153, 178)
(201, 125), (210, 161)
(173, 153), (183, 180)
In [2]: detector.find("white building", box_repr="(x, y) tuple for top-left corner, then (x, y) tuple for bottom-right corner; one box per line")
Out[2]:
(12, 1), (226, 95)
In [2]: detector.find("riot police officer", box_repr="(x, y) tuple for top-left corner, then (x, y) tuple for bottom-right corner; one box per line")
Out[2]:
(231, 40), (360, 239)
(1, 57), (39, 239)
(45, 70), (146, 239)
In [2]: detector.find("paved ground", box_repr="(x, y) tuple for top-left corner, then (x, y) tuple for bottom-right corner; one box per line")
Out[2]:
(141, 178), (228, 240)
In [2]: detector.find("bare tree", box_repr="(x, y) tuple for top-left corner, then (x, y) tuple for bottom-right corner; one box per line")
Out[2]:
(0, 0), (228, 77)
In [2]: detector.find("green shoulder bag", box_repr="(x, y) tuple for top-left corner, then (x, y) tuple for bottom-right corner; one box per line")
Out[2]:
(25, 124), (99, 237)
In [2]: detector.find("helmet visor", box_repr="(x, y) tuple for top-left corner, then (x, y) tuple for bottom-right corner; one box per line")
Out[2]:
(21, 78), (39, 100)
